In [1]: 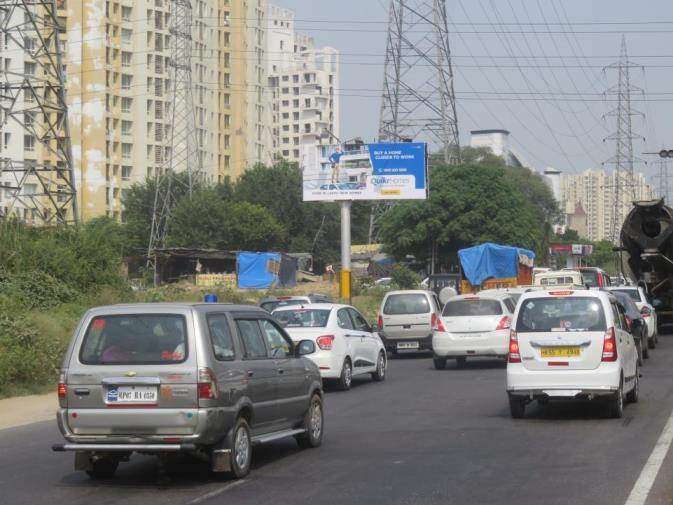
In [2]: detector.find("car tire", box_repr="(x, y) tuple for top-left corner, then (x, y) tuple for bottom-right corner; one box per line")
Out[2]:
(296, 394), (324, 449)
(636, 339), (644, 366)
(509, 395), (526, 419)
(371, 351), (387, 381)
(228, 417), (252, 479)
(86, 458), (119, 479)
(606, 381), (624, 419)
(626, 370), (639, 403)
(455, 356), (467, 368)
(336, 358), (352, 391)
(433, 356), (447, 370)
(648, 334), (656, 349)
(643, 339), (650, 359)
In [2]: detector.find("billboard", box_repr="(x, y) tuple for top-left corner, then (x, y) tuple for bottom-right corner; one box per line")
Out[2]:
(302, 142), (428, 201)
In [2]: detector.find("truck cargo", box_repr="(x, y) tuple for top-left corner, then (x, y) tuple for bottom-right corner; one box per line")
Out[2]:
(458, 243), (535, 294)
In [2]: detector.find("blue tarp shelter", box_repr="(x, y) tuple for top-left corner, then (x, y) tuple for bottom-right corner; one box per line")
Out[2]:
(458, 243), (535, 287)
(237, 252), (297, 289)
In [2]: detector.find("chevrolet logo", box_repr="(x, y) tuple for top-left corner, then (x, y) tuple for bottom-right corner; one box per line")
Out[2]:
(125, 371), (137, 377)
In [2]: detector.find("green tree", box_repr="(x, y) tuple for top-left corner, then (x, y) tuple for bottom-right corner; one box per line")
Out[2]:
(585, 240), (617, 275)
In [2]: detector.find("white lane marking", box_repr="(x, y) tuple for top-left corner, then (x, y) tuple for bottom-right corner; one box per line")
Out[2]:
(186, 479), (247, 505)
(625, 409), (673, 505)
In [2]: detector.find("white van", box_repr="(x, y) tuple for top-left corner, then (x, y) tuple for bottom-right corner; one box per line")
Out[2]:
(378, 290), (441, 354)
(534, 270), (583, 288)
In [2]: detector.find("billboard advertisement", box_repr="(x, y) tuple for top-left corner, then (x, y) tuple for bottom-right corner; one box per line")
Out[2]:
(302, 142), (428, 201)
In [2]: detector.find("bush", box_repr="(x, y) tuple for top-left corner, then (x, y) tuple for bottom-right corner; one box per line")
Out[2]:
(0, 270), (80, 310)
(391, 265), (421, 290)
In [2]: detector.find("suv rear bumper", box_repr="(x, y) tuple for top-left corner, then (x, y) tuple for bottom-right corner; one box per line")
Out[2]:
(507, 363), (622, 396)
(432, 330), (508, 358)
(380, 333), (433, 352)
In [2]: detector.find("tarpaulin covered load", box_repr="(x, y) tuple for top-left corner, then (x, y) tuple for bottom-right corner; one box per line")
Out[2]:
(237, 252), (297, 289)
(458, 243), (535, 287)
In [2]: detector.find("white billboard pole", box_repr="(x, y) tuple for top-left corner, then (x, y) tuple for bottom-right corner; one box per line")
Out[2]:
(340, 201), (352, 302)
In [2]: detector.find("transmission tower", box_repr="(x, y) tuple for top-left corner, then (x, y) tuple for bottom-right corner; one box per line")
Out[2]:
(603, 36), (645, 244)
(656, 159), (671, 204)
(147, 0), (201, 283)
(379, 0), (460, 162)
(0, 0), (77, 224)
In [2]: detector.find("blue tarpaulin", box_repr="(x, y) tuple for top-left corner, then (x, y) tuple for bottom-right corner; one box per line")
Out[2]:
(237, 252), (297, 289)
(458, 243), (535, 287)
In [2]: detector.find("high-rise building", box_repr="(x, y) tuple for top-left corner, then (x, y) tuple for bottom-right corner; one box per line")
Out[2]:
(560, 169), (655, 243)
(266, 4), (339, 164)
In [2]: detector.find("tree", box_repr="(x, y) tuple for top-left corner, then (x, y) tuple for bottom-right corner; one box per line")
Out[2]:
(585, 240), (617, 275)
(379, 163), (544, 267)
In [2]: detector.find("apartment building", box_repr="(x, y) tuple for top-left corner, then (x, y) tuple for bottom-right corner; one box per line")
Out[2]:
(266, 4), (340, 164)
(560, 169), (656, 243)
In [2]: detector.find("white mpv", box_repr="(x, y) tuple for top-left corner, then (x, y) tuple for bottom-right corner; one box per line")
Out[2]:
(506, 290), (639, 419)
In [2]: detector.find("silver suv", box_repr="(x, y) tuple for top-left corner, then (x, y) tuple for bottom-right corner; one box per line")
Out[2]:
(52, 303), (324, 479)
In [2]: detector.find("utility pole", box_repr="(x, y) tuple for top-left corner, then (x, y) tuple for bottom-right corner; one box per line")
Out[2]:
(0, 0), (78, 224)
(602, 36), (645, 244)
(147, 0), (201, 284)
(373, 0), (459, 244)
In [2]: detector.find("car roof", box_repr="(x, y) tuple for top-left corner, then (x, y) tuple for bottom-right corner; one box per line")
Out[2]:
(518, 289), (612, 303)
(271, 302), (349, 312)
(384, 289), (433, 296)
(449, 293), (511, 302)
(86, 302), (266, 315)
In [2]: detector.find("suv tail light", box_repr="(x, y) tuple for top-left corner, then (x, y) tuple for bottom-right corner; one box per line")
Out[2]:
(433, 315), (446, 332)
(316, 335), (335, 350)
(508, 331), (521, 363)
(496, 316), (511, 331)
(198, 367), (218, 400)
(640, 306), (652, 318)
(602, 327), (618, 362)
(377, 314), (383, 329)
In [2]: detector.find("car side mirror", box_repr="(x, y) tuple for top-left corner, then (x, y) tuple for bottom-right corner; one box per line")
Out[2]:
(371, 320), (379, 331)
(295, 339), (315, 357)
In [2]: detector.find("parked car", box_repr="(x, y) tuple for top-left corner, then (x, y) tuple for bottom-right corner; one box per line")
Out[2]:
(260, 293), (332, 312)
(52, 303), (324, 479)
(432, 293), (517, 369)
(608, 289), (648, 364)
(577, 267), (612, 288)
(609, 286), (658, 350)
(507, 289), (639, 419)
(272, 303), (386, 390)
(378, 290), (442, 354)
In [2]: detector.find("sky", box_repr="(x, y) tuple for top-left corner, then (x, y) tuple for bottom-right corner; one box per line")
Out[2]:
(277, 0), (673, 186)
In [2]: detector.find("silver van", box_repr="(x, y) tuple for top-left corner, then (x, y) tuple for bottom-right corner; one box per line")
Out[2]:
(52, 303), (324, 479)
(378, 290), (442, 353)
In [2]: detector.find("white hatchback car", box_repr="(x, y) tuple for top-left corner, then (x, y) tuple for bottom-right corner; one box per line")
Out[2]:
(507, 289), (639, 419)
(272, 303), (386, 390)
(608, 286), (658, 351)
(432, 293), (517, 369)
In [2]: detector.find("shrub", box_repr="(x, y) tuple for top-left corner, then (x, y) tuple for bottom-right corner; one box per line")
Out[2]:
(391, 264), (421, 290)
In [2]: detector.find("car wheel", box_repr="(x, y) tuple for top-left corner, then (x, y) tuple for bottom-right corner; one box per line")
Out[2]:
(86, 458), (119, 479)
(636, 339), (644, 366)
(455, 356), (467, 368)
(626, 367), (640, 403)
(228, 418), (252, 479)
(433, 356), (447, 370)
(296, 394), (324, 449)
(337, 358), (352, 391)
(509, 395), (526, 419)
(643, 339), (650, 359)
(371, 351), (387, 381)
(606, 381), (624, 419)
(648, 334), (656, 349)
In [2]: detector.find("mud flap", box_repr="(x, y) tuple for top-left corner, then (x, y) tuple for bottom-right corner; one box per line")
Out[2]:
(74, 451), (93, 471)
(211, 449), (232, 473)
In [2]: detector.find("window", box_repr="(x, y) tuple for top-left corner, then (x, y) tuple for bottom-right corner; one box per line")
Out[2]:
(236, 320), (267, 359)
(24, 62), (36, 76)
(121, 97), (132, 113)
(273, 309), (330, 328)
(516, 297), (606, 333)
(443, 299), (501, 317)
(121, 143), (132, 159)
(121, 120), (132, 135)
(121, 51), (132, 67)
(23, 135), (35, 151)
(337, 309), (353, 330)
(121, 28), (132, 44)
(384, 294), (431, 315)
(79, 314), (188, 365)
(207, 314), (235, 361)
(260, 320), (291, 359)
(121, 6), (132, 21)
(348, 309), (370, 332)
(121, 165), (132, 180)
(121, 74), (132, 90)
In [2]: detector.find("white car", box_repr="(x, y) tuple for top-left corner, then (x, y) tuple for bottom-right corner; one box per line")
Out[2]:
(608, 286), (658, 351)
(507, 289), (639, 419)
(272, 303), (386, 390)
(432, 293), (517, 369)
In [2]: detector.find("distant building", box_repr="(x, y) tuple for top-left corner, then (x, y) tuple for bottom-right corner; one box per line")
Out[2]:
(469, 129), (528, 167)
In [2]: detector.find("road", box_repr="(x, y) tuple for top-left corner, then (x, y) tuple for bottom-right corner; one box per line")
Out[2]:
(3, 337), (673, 505)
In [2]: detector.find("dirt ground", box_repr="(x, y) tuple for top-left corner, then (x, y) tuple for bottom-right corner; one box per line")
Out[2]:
(0, 392), (56, 430)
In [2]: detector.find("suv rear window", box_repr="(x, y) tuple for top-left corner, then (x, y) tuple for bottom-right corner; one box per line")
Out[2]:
(613, 289), (641, 302)
(516, 297), (606, 332)
(383, 294), (430, 315)
(443, 299), (502, 316)
(273, 309), (331, 328)
(539, 276), (576, 286)
(80, 314), (187, 365)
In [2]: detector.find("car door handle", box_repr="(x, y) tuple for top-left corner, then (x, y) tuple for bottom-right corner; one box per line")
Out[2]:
(74, 388), (90, 396)
(247, 370), (254, 378)
(277, 368), (285, 375)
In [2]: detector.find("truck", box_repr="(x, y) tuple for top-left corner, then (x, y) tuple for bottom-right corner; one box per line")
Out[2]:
(458, 242), (535, 294)
(620, 198), (673, 332)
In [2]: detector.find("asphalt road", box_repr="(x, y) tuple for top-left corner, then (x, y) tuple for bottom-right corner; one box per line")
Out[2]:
(3, 337), (673, 505)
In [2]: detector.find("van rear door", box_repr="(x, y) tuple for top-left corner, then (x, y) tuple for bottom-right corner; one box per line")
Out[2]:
(64, 311), (199, 436)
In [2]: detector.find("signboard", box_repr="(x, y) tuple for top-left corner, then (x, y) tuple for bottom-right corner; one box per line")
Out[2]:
(302, 142), (428, 201)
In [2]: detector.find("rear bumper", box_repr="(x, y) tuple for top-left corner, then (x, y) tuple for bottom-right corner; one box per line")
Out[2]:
(432, 330), (509, 357)
(380, 333), (433, 351)
(52, 443), (196, 453)
(507, 363), (621, 396)
(306, 352), (345, 379)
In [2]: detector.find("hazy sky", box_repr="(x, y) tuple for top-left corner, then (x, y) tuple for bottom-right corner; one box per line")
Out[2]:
(278, 0), (673, 185)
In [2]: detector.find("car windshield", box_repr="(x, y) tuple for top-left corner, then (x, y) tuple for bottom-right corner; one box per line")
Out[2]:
(443, 299), (502, 316)
(260, 301), (281, 312)
(516, 297), (606, 332)
(79, 314), (188, 364)
(383, 294), (430, 315)
(613, 289), (640, 302)
(273, 309), (331, 328)
(580, 271), (600, 287)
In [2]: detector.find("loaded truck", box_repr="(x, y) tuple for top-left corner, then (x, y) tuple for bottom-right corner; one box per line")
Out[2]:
(458, 242), (535, 294)
(620, 198), (673, 332)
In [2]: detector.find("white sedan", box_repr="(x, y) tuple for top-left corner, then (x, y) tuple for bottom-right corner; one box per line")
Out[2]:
(272, 303), (387, 390)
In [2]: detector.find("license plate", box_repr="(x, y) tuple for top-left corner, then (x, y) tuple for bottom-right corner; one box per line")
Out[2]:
(107, 386), (158, 404)
(540, 347), (581, 358)
(397, 342), (419, 350)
